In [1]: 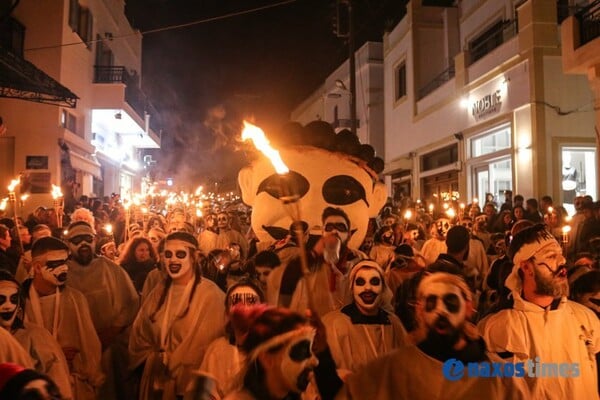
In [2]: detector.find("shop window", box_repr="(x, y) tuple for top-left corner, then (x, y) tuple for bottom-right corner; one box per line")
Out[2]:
(470, 125), (511, 158)
(561, 147), (597, 213)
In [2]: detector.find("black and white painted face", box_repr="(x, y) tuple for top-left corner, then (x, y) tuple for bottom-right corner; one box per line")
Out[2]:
(0, 281), (19, 329)
(420, 281), (466, 336)
(277, 330), (319, 393)
(531, 242), (568, 298)
(68, 234), (95, 266)
(164, 240), (194, 282)
(435, 218), (452, 238)
(352, 267), (383, 315)
(322, 215), (350, 245)
(40, 250), (69, 287)
(217, 213), (229, 230)
(238, 147), (387, 249)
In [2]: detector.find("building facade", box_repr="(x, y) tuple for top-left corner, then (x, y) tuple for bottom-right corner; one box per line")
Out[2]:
(383, 0), (595, 213)
(0, 0), (159, 212)
(291, 41), (385, 158)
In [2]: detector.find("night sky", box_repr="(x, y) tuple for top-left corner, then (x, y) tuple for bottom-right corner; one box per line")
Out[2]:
(124, 0), (406, 189)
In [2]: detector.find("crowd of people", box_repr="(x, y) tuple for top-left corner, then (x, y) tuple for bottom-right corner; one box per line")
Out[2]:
(0, 187), (598, 399)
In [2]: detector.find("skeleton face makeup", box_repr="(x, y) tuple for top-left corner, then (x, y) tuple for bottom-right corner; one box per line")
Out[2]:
(0, 281), (19, 329)
(217, 213), (229, 230)
(227, 285), (260, 310)
(352, 267), (383, 315)
(238, 146), (387, 249)
(39, 250), (69, 287)
(420, 281), (466, 336)
(435, 218), (452, 238)
(68, 234), (95, 266)
(164, 240), (194, 282)
(278, 330), (319, 393)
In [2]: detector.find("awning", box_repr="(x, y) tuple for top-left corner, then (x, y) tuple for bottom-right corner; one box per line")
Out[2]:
(69, 151), (101, 179)
(0, 46), (78, 108)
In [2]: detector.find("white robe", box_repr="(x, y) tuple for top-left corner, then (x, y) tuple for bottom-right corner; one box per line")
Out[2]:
(129, 278), (226, 400)
(322, 307), (407, 372)
(67, 257), (140, 333)
(199, 336), (244, 398)
(13, 324), (73, 400)
(141, 268), (167, 305)
(338, 344), (527, 399)
(478, 293), (600, 399)
(369, 245), (396, 271)
(0, 325), (34, 367)
(216, 229), (248, 259)
(421, 238), (447, 266)
(14, 250), (32, 283)
(198, 230), (219, 256)
(24, 285), (104, 400)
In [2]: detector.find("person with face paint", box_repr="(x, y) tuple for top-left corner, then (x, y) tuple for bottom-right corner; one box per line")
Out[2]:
(478, 224), (600, 399)
(129, 231), (226, 400)
(321, 260), (407, 373)
(23, 236), (104, 400)
(369, 226), (396, 271)
(64, 221), (139, 400)
(421, 217), (453, 266)
(285, 208), (369, 317)
(224, 306), (319, 400)
(215, 213), (249, 263)
(14, 224), (52, 283)
(197, 278), (266, 398)
(198, 213), (219, 257)
(0, 270), (73, 399)
(312, 272), (527, 400)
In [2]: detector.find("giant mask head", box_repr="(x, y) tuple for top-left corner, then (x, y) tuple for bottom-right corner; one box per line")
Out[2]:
(239, 122), (387, 249)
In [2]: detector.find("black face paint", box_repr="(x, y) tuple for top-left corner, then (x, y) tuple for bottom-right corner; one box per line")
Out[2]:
(322, 175), (368, 206)
(257, 171), (310, 199)
(164, 250), (188, 259)
(324, 222), (349, 233)
(289, 339), (312, 361)
(425, 293), (461, 314)
(69, 235), (94, 245)
(45, 259), (68, 270)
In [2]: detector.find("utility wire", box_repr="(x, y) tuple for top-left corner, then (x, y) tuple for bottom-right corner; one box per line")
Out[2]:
(24, 0), (297, 52)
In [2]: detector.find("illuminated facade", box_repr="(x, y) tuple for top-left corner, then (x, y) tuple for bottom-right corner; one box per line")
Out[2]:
(0, 0), (160, 212)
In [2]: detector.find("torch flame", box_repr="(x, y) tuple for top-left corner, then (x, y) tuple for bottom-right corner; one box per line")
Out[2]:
(51, 184), (63, 199)
(0, 198), (7, 211)
(8, 178), (19, 192)
(104, 224), (113, 234)
(241, 120), (289, 174)
(20, 194), (29, 201)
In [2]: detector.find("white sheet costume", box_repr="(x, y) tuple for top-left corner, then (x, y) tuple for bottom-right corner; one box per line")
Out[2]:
(24, 284), (104, 399)
(129, 278), (226, 399)
(0, 325), (33, 367)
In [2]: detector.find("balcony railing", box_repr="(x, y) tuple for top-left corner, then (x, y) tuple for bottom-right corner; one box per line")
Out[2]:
(576, 0), (600, 46)
(469, 20), (517, 65)
(332, 118), (360, 130)
(93, 65), (162, 136)
(417, 63), (455, 100)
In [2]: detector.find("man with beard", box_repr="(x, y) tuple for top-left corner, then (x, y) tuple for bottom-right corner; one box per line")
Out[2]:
(23, 237), (103, 399)
(478, 224), (600, 399)
(215, 212), (248, 261)
(313, 272), (526, 399)
(369, 226), (396, 270)
(321, 260), (406, 373)
(284, 207), (368, 317)
(64, 221), (138, 399)
(129, 231), (225, 400)
(0, 270), (72, 399)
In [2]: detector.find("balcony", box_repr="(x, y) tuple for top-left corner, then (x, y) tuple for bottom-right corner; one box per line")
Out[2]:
(93, 65), (161, 137)
(468, 20), (517, 66)
(577, 0), (600, 47)
(418, 63), (455, 100)
(332, 118), (360, 130)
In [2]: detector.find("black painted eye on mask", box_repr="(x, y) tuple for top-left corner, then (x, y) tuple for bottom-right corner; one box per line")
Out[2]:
(322, 175), (368, 206)
(289, 339), (312, 361)
(164, 250), (188, 259)
(257, 171), (310, 200)
(0, 293), (18, 306)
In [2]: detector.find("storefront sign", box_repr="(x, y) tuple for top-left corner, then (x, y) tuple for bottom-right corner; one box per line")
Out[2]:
(471, 90), (502, 120)
(25, 155), (48, 170)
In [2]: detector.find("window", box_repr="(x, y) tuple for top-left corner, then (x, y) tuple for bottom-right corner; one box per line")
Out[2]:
(395, 62), (406, 101)
(61, 110), (78, 135)
(0, 17), (25, 55)
(470, 125), (511, 158)
(69, 0), (93, 48)
(561, 146), (597, 214)
(421, 144), (458, 172)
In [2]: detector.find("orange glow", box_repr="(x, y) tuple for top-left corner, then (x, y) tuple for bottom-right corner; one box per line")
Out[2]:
(241, 120), (289, 174)
(8, 178), (19, 192)
(51, 184), (63, 199)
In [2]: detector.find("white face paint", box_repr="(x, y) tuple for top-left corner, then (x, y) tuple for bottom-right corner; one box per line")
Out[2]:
(420, 281), (466, 335)
(164, 240), (194, 282)
(0, 281), (19, 329)
(435, 218), (452, 238)
(227, 286), (260, 310)
(278, 330), (319, 393)
(238, 147), (387, 249)
(39, 250), (69, 287)
(352, 267), (383, 315)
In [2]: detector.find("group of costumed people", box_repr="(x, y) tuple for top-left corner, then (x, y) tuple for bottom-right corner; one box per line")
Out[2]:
(0, 120), (598, 400)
